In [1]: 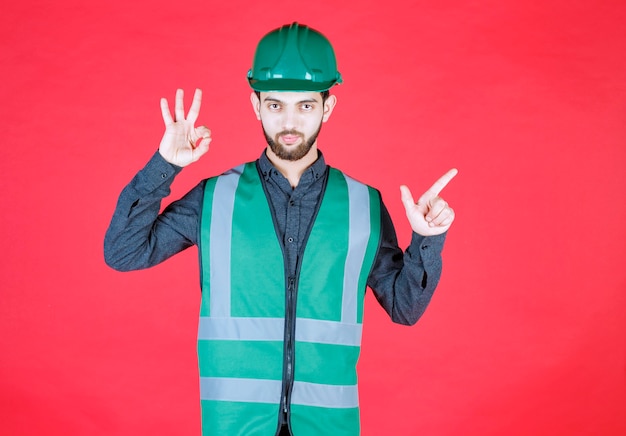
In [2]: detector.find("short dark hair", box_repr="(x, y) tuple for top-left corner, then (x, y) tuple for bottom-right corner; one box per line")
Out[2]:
(255, 90), (330, 103)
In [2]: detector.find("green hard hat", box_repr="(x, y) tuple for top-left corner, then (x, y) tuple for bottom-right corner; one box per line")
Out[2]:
(247, 22), (343, 92)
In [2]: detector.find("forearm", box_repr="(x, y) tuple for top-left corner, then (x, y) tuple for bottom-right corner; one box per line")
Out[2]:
(367, 203), (446, 325)
(103, 151), (200, 271)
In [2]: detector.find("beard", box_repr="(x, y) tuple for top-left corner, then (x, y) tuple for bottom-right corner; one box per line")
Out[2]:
(263, 122), (323, 161)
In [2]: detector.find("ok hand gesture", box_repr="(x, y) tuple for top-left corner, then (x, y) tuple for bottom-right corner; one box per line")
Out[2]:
(159, 88), (212, 167)
(400, 169), (458, 236)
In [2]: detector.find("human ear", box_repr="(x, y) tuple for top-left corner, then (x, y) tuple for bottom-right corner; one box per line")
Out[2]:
(322, 94), (337, 122)
(250, 92), (261, 120)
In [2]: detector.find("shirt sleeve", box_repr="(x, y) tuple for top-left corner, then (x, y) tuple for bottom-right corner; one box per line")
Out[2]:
(366, 198), (447, 325)
(103, 151), (205, 271)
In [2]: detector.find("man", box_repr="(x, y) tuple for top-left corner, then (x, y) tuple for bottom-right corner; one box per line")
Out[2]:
(105, 22), (456, 436)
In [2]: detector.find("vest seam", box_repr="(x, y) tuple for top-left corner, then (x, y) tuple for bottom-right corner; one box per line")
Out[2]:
(197, 179), (207, 293)
(367, 189), (384, 293)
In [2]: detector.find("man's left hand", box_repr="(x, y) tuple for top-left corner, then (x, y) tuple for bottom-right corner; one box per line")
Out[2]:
(400, 169), (458, 236)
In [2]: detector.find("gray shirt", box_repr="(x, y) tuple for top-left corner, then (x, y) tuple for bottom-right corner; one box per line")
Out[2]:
(104, 150), (446, 325)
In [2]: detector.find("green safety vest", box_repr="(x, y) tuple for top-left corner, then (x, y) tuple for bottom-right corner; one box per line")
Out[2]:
(198, 162), (381, 435)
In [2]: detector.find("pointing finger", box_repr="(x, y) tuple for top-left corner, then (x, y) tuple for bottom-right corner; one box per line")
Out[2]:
(418, 168), (458, 204)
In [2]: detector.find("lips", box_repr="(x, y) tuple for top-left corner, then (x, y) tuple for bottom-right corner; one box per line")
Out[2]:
(280, 134), (301, 145)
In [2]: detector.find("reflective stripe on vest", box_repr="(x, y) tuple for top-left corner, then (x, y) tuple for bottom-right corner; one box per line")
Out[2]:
(198, 162), (381, 435)
(198, 317), (362, 346)
(200, 377), (359, 408)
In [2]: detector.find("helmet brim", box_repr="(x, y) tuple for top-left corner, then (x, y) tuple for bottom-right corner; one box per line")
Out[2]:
(248, 78), (341, 93)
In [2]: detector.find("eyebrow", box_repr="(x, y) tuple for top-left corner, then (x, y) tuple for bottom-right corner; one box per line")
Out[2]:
(263, 97), (319, 104)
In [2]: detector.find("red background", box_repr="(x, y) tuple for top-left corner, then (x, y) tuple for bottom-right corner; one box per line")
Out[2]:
(1, 0), (624, 435)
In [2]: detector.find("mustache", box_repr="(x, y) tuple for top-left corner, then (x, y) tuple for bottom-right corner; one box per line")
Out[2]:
(277, 130), (304, 137)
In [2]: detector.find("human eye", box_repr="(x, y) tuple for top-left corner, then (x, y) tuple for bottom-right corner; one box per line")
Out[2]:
(300, 103), (314, 111)
(266, 102), (281, 111)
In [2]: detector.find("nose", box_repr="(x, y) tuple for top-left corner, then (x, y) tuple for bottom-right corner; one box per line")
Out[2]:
(282, 108), (297, 130)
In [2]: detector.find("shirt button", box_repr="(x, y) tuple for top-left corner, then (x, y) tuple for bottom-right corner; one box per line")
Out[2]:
(289, 200), (295, 206)
(161, 173), (168, 179)
(287, 237), (294, 243)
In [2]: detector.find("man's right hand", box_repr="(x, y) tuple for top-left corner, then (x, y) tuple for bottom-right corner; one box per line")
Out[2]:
(159, 88), (211, 167)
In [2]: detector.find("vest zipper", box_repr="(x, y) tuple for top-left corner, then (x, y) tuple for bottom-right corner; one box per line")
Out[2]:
(256, 162), (330, 435)
(280, 275), (297, 430)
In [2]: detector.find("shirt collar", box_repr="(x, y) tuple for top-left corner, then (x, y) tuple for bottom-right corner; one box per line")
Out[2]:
(258, 149), (327, 183)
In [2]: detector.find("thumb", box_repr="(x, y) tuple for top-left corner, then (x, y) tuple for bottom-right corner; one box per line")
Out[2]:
(399, 185), (415, 210)
(191, 137), (211, 162)
(196, 126), (211, 138)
